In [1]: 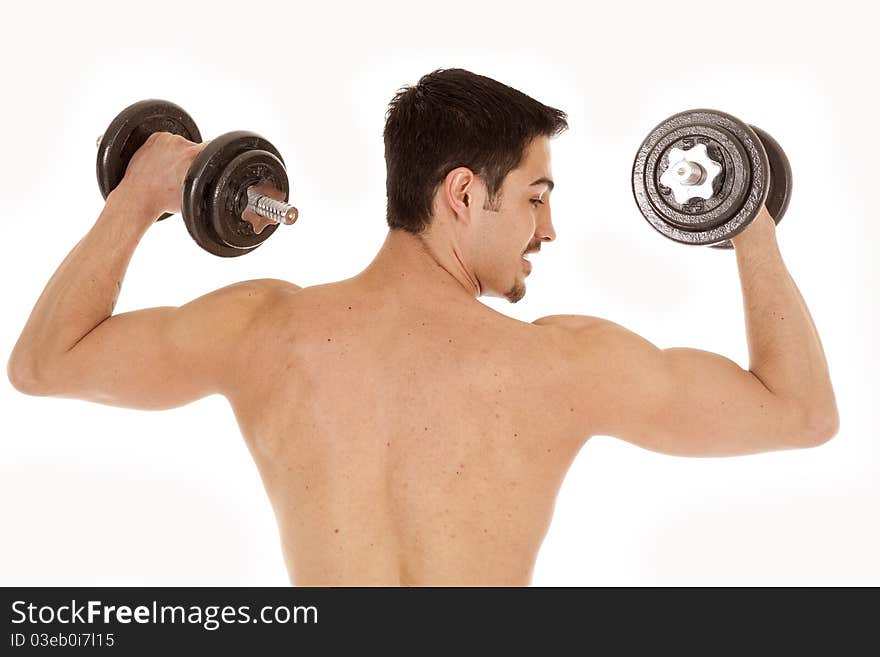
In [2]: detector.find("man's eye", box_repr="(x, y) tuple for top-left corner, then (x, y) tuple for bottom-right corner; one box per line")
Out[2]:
(530, 199), (544, 206)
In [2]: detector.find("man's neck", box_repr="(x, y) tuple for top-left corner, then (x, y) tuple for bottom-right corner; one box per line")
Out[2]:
(355, 229), (481, 302)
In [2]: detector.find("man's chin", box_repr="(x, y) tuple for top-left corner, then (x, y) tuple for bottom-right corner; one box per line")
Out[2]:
(504, 280), (526, 304)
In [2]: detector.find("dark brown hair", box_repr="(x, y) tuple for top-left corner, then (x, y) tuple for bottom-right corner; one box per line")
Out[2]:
(383, 68), (568, 234)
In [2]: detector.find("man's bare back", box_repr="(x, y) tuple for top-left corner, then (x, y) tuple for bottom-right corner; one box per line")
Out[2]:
(232, 275), (589, 585)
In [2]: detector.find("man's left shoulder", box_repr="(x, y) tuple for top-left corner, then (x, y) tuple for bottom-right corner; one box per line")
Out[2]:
(200, 278), (303, 326)
(243, 277), (303, 293)
(223, 277), (303, 302)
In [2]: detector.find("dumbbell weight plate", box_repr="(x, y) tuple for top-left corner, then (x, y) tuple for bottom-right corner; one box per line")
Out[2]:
(211, 149), (288, 250)
(753, 125), (792, 226)
(632, 109), (770, 246)
(709, 125), (793, 249)
(182, 131), (287, 257)
(646, 124), (752, 232)
(96, 99), (201, 221)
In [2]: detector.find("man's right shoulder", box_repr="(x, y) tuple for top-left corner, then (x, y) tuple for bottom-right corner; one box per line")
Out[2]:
(218, 278), (304, 333)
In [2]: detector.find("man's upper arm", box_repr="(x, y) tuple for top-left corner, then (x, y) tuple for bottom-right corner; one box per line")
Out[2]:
(532, 314), (818, 456)
(38, 278), (300, 410)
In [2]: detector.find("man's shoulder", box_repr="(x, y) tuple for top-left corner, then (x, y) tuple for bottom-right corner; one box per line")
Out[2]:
(528, 314), (637, 364)
(531, 313), (612, 332)
(216, 278), (303, 304)
(234, 277), (303, 294)
(199, 278), (303, 327)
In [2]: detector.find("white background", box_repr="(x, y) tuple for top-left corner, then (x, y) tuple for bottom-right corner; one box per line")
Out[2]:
(1, 0), (877, 586)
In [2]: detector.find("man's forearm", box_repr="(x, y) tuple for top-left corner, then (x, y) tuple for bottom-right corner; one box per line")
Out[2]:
(8, 186), (156, 379)
(733, 211), (838, 427)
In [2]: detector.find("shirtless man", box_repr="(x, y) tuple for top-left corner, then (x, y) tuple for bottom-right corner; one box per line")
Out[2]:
(8, 69), (839, 586)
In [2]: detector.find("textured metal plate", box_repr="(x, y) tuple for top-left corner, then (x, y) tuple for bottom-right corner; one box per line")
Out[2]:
(211, 148), (288, 249)
(96, 99), (201, 221)
(633, 109), (769, 246)
(181, 131), (286, 257)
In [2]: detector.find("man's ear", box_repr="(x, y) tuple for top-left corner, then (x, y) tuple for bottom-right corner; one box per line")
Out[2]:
(443, 167), (477, 220)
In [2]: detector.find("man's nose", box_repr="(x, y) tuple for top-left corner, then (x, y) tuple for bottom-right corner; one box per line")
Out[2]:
(537, 214), (556, 243)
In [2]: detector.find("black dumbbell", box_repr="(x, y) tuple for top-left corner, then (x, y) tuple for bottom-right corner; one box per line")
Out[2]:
(631, 109), (792, 248)
(96, 99), (299, 257)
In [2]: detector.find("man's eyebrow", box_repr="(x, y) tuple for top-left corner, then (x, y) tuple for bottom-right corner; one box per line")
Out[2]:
(530, 177), (555, 192)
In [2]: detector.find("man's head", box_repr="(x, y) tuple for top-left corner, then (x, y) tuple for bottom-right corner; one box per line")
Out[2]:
(383, 69), (568, 302)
